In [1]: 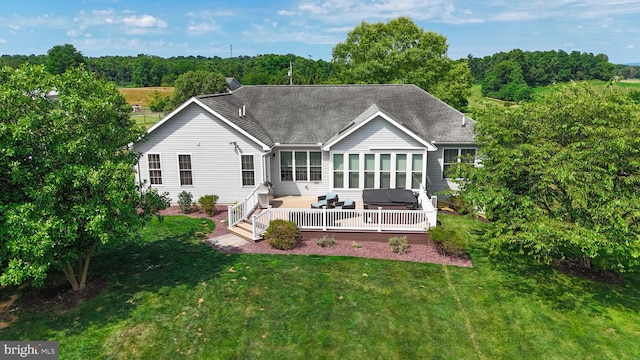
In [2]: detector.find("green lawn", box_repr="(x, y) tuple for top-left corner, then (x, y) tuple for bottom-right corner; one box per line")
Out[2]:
(2, 215), (639, 359)
(131, 110), (165, 129)
(466, 84), (507, 112)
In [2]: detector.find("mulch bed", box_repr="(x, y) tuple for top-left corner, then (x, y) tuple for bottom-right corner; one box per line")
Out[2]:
(158, 204), (473, 267)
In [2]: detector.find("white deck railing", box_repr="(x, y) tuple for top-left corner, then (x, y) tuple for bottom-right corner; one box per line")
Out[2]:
(227, 185), (261, 228)
(417, 184), (438, 228)
(251, 206), (436, 241)
(239, 184), (438, 240)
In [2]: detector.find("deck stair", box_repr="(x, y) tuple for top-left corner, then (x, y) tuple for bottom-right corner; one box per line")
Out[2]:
(229, 221), (260, 242)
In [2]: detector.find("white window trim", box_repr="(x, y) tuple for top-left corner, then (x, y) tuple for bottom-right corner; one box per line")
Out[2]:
(177, 153), (194, 187)
(148, 153), (163, 186)
(442, 148), (477, 179)
(240, 154), (256, 187)
(330, 151), (426, 190)
(279, 150), (322, 182)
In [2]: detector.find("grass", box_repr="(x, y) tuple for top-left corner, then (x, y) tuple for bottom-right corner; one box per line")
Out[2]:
(2, 214), (640, 359)
(466, 84), (507, 112)
(130, 110), (166, 129)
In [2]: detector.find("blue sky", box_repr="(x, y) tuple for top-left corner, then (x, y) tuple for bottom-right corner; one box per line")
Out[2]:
(1, 0), (638, 64)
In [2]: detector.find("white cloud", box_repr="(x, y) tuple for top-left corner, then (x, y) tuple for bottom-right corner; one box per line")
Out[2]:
(628, 44), (636, 49)
(66, 28), (83, 37)
(0, 39), (7, 43)
(296, 0), (455, 22)
(186, 9), (235, 19)
(278, 10), (295, 16)
(122, 14), (167, 29)
(187, 22), (221, 35)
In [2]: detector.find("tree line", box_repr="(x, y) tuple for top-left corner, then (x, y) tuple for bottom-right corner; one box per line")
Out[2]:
(0, 51), (336, 88)
(3, 36), (637, 106)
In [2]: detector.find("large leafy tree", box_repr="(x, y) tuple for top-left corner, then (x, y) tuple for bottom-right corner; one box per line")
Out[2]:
(332, 17), (471, 110)
(0, 64), (168, 290)
(45, 44), (85, 75)
(455, 83), (640, 272)
(169, 70), (228, 108)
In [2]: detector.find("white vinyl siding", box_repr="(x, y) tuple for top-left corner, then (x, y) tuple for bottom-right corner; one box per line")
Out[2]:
(133, 102), (265, 204)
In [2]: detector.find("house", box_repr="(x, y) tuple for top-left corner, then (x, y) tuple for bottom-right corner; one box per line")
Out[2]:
(133, 84), (476, 216)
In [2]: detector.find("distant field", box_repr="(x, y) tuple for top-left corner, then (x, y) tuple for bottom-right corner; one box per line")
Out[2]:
(118, 87), (174, 106)
(467, 80), (640, 112)
(118, 87), (173, 129)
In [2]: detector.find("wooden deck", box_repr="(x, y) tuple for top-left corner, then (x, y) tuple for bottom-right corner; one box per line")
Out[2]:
(231, 194), (437, 241)
(270, 195), (365, 209)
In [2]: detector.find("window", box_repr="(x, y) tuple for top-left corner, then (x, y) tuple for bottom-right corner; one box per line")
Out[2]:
(395, 154), (407, 188)
(333, 154), (344, 188)
(178, 154), (193, 186)
(148, 154), (162, 185)
(443, 148), (476, 178)
(280, 152), (293, 181)
(241, 155), (255, 186)
(295, 151), (308, 181)
(348, 154), (359, 188)
(411, 154), (423, 189)
(309, 152), (322, 181)
(333, 152), (425, 190)
(460, 149), (476, 163)
(281, 151), (322, 182)
(364, 154), (375, 188)
(379, 154), (391, 188)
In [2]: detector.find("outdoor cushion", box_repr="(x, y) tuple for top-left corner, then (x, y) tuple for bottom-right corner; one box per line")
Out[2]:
(311, 200), (326, 208)
(335, 199), (356, 209)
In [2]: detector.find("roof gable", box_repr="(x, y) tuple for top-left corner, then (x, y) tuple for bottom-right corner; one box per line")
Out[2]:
(322, 104), (436, 151)
(144, 96), (272, 151)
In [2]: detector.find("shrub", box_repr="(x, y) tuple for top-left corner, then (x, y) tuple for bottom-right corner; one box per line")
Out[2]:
(428, 226), (467, 257)
(352, 241), (362, 249)
(388, 236), (409, 254)
(264, 219), (300, 250)
(199, 194), (219, 216)
(316, 235), (336, 248)
(139, 187), (171, 221)
(148, 90), (170, 112)
(177, 190), (193, 214)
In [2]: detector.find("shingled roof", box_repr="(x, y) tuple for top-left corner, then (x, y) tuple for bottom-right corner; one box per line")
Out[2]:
(193, 84), (475, 147)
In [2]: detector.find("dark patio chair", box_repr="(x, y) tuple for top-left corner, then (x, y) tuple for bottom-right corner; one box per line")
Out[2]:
(311, 192), (339, 208)
(334, 199), (355, 209)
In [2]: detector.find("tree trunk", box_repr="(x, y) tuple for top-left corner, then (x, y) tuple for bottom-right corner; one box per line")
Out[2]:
(580, 254), (593, 269)
(63, 243), (96, 291)
(63, 261), (80, 291)
(78, 244), (95, 290)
